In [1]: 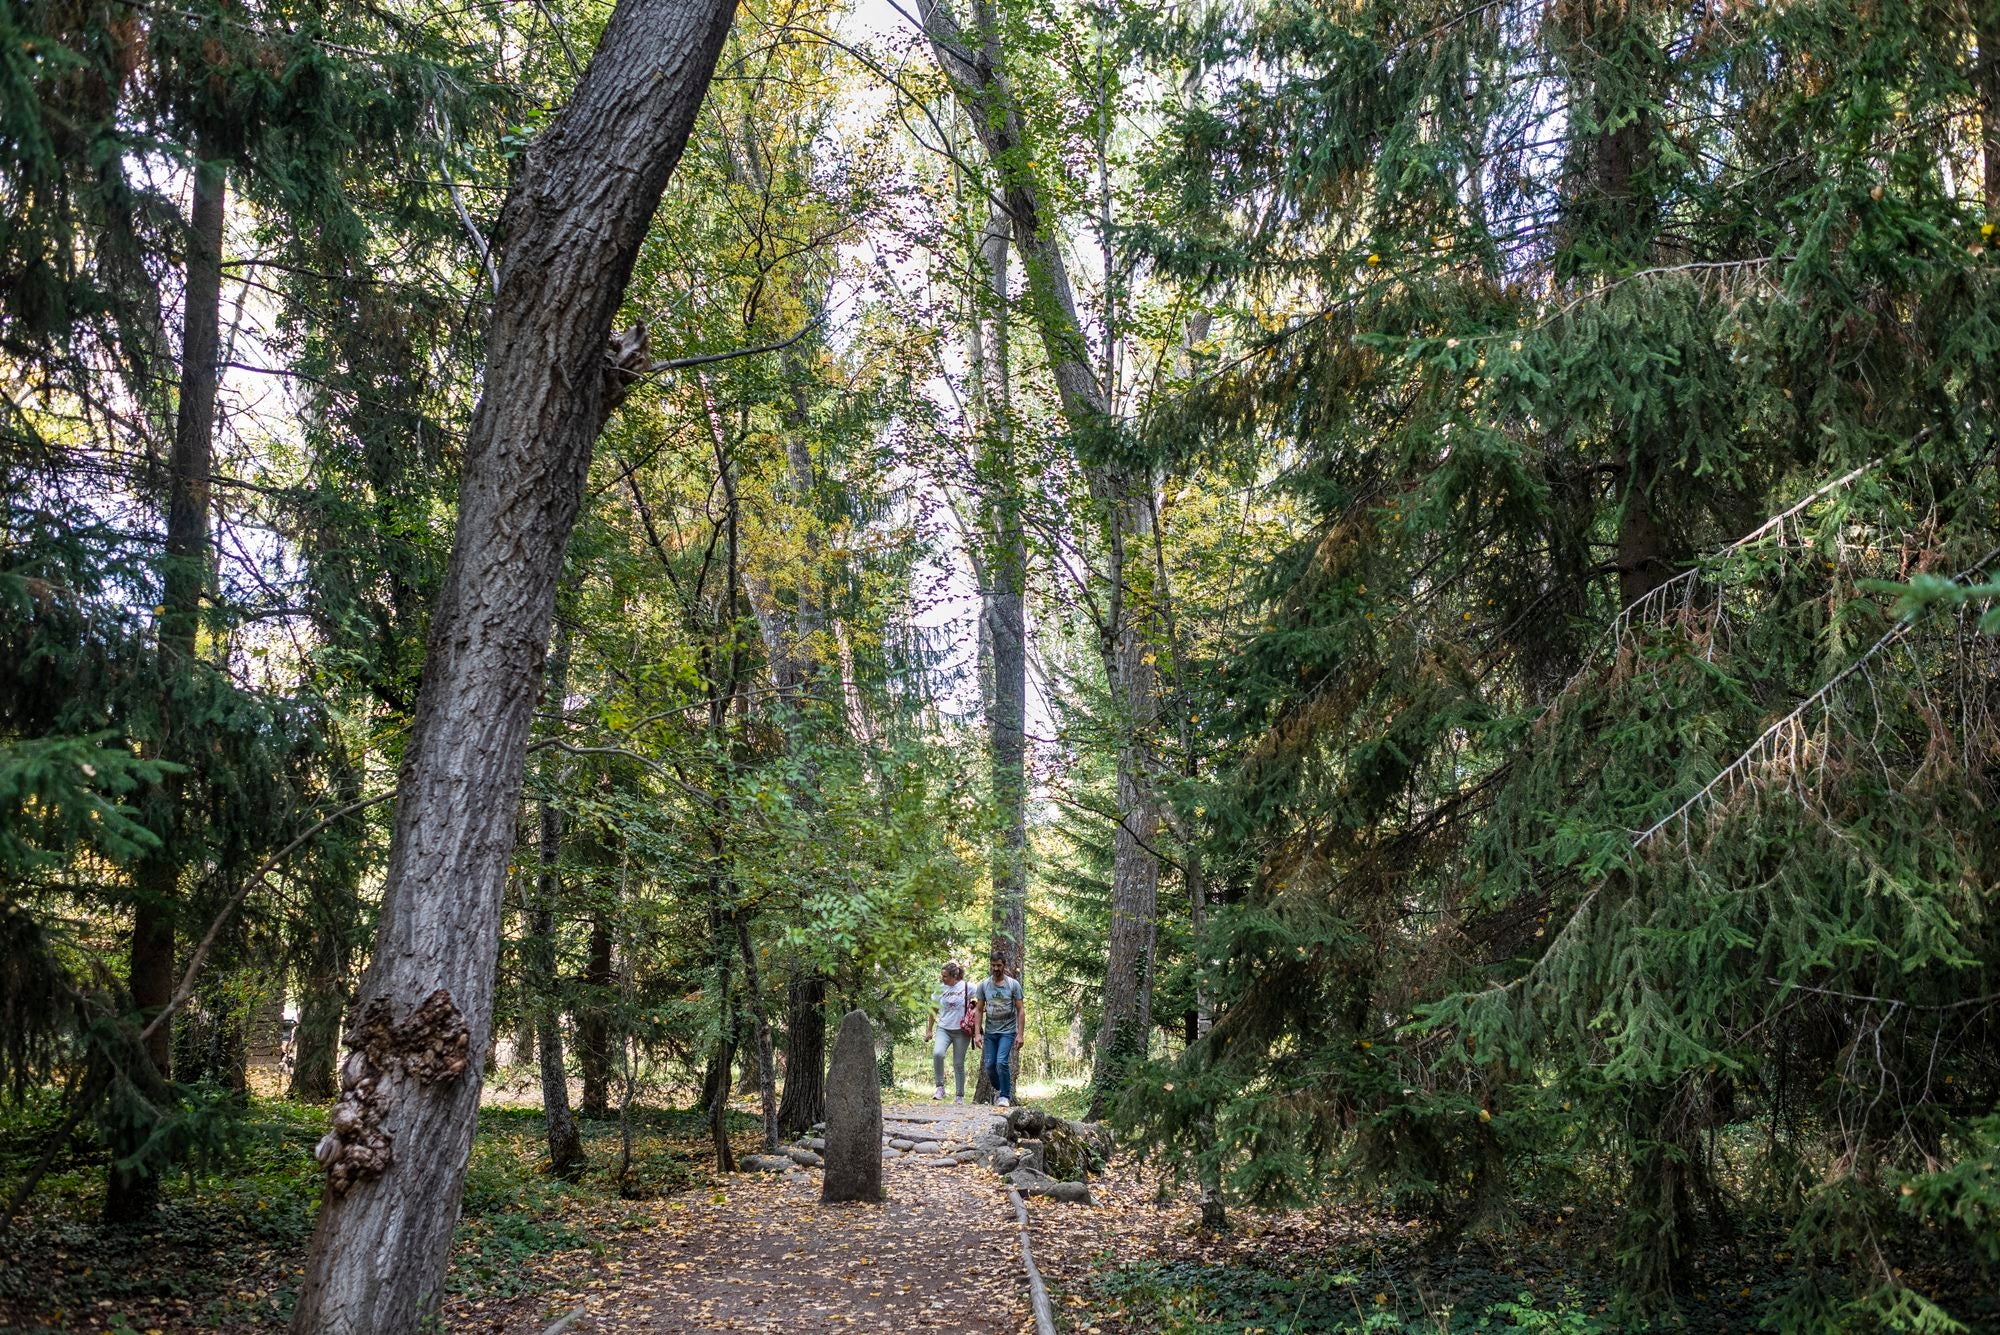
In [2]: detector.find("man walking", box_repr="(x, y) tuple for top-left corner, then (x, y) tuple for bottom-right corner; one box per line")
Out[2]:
(972, 950), (1027, 1108)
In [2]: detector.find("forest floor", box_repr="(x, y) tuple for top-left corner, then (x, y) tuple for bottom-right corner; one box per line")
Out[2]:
(6, 1080), (1990, 1333)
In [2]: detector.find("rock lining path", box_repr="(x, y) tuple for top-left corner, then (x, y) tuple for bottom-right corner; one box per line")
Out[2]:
(496, 1101), (1036, 1333)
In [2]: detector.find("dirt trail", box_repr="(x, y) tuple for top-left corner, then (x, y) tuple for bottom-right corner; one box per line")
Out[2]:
(478, 1101), (1033, 1334)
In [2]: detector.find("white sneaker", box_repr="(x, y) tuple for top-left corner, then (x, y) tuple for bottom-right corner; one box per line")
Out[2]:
(954, 1096), (965, 1105)
(996, 1096), (1011, 1108)
(932, 1085), (946, 1100)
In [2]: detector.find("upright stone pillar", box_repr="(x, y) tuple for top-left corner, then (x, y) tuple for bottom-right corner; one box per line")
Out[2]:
(821, 1010), (884, 1203)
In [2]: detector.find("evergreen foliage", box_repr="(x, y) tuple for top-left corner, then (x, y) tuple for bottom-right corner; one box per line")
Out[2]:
(1124, 0), (2000, 1323)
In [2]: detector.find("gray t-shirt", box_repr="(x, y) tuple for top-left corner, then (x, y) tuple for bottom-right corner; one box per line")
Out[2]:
(977, 976), (1023, 1033)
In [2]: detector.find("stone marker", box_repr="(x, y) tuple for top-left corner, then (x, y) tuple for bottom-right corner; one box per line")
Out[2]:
(822, 1009), (884, 1203)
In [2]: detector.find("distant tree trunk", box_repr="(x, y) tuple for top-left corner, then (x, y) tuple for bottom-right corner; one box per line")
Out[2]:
(1173, 812), (1225, 1231)
(707, 1015), (738, 1172)
(975, 198), (1029, 977)
(529, 621), (586, 1178)
(1094, 615), (1162, 1113)
(703, 891), (739, 1172)
(965, 194), (1022, 1109)
(290, 3), (737, 1325)
(578, 913), (612, 1117)
(292, 935), (349, 1104)
(108, 146), (225, 1225)
(513, 1015), (536, 1067)
(292, 739), (364, 1105)
(734, 913), (779, 1152)
(776, 973), (826, 1134)
(529, 878), (584, 1179)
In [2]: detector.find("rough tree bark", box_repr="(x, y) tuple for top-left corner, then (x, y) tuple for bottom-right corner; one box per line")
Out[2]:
(108, 147), (225, 1224)
(776, 972), (826, 1134)
(920, 0), (1163, 1119)
(290, 2), (736, 1326)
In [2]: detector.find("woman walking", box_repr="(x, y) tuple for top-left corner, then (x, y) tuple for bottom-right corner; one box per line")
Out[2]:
(926, 960), (976, 1102)
(972, 950), (1027, 1108)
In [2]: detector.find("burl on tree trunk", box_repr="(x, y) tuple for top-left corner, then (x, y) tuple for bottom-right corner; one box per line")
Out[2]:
(288, 1), (737, 1329)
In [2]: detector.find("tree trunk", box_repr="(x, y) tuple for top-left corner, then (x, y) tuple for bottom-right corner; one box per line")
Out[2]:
(108, 147), (226, 1225)
(976, 199), (1029, 976)
(292, 928), (349, 1105)
(290, 3), (736, 1325)
(528, 618), (586, 1177)
(920, 0), (1164, 1120)
(513, 1015), (536, 1068)
(530, 898), (585, 1179)
(703, 888), (740, 1172)
(1094, 606), (1162, 1116)
(734, 913), (779, 1153)
(776, 973), (826, 1134)
(578, 913), (613, 1117)
(292, 739), (364, 1105)
(965, 194), (1020, 1110)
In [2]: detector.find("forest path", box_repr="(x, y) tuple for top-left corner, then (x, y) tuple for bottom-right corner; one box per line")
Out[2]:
(498, 1100), (1032, 1334)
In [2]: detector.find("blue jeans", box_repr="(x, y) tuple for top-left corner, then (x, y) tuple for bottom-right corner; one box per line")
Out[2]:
(983, 1030), (1016, 1100)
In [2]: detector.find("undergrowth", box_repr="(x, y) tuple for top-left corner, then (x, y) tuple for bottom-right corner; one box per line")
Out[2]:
(0, 1092), (753, 1333)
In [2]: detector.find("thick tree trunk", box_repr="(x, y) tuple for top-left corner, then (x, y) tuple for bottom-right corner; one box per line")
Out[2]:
(290, 3), (736, 1326)
(578, 913), (613, 1117)
(776, 972), (826, 1134)
(920, 0), (1163, 1119)
(108, 148), (225, 1225)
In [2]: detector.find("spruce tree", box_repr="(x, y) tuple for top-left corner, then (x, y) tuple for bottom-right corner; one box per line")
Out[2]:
(1127, 0), (2000, 1321)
